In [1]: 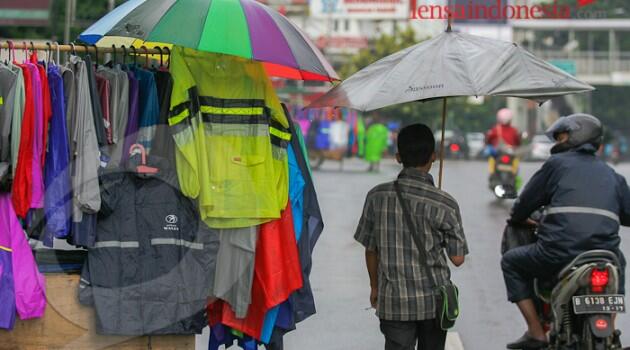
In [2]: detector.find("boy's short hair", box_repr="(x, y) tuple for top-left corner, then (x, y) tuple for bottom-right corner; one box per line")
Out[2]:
(397, 124), (435, 168)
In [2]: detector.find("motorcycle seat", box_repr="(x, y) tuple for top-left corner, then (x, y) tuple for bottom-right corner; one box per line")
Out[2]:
(557, 250), (619, 280)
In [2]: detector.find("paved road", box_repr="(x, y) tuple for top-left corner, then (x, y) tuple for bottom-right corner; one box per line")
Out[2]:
(197, 158), (630, 349)
(282, 158), (630, 350)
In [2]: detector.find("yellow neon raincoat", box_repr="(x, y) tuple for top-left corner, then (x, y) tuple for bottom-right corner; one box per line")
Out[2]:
(169, 47), (290, 228)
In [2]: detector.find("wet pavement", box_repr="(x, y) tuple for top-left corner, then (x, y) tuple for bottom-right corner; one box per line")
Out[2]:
(283, 158), (630, 350)
(198, 157), (630, 349)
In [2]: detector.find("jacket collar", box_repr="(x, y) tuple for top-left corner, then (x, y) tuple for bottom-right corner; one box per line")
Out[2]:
(397, 167), (435, 186)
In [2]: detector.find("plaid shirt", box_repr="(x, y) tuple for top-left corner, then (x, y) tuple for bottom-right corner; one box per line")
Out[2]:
(354, 168), (469, 321)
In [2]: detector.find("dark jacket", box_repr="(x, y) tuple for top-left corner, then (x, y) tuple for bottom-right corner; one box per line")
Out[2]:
(79, 157), (218, 335)
(511, 144), (630, 260)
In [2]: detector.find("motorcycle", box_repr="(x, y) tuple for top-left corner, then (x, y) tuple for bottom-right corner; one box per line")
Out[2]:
(504, 222), (625, 349)
(488, 149), (519, 199)
(535, 250), (625, 350)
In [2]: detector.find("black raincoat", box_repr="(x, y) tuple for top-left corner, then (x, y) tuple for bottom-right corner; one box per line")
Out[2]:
(79, 156), (218, 335)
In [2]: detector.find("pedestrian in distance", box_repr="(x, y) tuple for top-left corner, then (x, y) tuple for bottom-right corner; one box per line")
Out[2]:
(355, 123), (469, 350)
(364, 117), (390, 172)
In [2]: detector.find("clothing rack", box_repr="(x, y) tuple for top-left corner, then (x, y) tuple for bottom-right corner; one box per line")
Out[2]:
(0, 41), (169, 55)
(0, 41), (170, 65)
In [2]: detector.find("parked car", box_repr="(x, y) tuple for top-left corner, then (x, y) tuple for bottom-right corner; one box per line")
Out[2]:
(528, 134), (553, 161)
(435, 130), (469, 160)
(465, 132), (486, 159)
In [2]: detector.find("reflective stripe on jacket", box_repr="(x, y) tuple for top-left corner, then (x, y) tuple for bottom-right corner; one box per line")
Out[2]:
(511, 144), (630, 259)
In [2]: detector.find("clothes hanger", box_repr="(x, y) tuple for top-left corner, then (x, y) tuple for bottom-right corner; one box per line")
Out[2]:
(107, 44), (116, 68)
(69, 42), (76, 62)
(22, 41), (28, 63)
(7, 41), (15, 64)
(163, 46), (170, 69)
(141, 46), (149, 68)
(52, 41), (60, 65)
(93, 45), (99, 68)
(29, 41), (36, 62)
(154, 46), (163, 68)
(80, 43), (89, 60)
(130, 45), (137, 67)
(45, 42), (52, 69)
(129, 144), (158, 174)
(121, 45), (127, 65)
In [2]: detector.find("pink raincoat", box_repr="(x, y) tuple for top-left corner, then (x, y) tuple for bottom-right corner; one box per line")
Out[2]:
(0, 194), (46, 329)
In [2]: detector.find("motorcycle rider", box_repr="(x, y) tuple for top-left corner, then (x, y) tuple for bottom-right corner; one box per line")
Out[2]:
(486, 108), (521, 193)
(502, 114), (630, 349)
(485, 108), (521, 154)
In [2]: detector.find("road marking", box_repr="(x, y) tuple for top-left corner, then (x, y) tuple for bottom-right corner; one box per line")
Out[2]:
(446, 332), (464, 350)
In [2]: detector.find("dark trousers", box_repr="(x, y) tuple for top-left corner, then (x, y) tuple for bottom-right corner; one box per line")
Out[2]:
(379, 319), (447, 350)
(501, 243), (565, 302)
(502, 244), (627, 303)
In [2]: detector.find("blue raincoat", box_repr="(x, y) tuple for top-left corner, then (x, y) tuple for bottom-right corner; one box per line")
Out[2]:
(42, 65), (71, 247)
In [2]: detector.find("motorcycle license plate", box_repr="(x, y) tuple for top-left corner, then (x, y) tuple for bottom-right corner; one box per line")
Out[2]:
(572, 295), (626, 314)
(496, 164), (513, 172)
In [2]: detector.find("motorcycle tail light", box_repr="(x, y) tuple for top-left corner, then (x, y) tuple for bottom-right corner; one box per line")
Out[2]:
(450, 144), (461, 152)
(500, 155), (511, 164)
(595, 318), (608, 330)
(591, 268), (609, 293)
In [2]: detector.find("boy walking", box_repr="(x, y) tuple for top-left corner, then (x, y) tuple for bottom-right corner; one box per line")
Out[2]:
(354, 124), (469, 350)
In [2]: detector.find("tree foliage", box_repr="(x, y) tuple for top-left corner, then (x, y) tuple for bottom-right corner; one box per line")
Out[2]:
(338, 26), (505, 133)
(0, 0), (126, 42)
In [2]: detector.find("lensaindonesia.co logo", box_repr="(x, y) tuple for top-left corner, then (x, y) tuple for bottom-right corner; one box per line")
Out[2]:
(409, 0), (602, 21)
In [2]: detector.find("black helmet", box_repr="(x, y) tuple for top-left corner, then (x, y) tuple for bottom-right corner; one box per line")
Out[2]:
(545, 113), (603, 154)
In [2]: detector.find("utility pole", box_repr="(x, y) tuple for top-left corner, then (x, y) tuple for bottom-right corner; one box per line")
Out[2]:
(64, 0), (72, 44)
(108, 0), (116, 12)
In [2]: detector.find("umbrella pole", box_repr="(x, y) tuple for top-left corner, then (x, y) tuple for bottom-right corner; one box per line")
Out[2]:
(438, 97), (448, 189)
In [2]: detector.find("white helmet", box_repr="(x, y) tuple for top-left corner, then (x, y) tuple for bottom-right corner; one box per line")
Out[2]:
(496, 108), (513, 125)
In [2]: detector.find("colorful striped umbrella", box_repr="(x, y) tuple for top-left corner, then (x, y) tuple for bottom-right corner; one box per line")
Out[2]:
(80, 0), (338, 81)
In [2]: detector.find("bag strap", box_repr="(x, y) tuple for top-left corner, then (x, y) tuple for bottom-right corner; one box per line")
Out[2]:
(394, 181), (438, 289)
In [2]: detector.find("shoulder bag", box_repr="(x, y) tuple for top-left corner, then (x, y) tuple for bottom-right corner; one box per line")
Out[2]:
(394, 181), (459, 330)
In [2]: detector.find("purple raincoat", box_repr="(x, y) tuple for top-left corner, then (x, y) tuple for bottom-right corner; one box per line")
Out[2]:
(42, 65), (72, 247)
(0, 194), (46, 329)
(0, 236), (16, 329)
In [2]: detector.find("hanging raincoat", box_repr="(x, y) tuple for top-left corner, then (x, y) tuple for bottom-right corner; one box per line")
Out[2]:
(0, 194), (46, 329)
(12, 64), (35, 218)
(168, 46), (289, 229)
(42, 65), (72, 247)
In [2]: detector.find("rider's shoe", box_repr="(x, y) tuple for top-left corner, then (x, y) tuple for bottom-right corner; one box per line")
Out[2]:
(506, 332), (548, 349)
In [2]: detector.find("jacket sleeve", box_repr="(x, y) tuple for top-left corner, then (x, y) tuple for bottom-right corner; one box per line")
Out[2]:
(2, 195), (46, 320)
(485, 127), (496, 145)
(616, 174), (630, 227)
(74, 62), (101, 214)
(168, 47), (200, 199)
(511, 159), (554, 223)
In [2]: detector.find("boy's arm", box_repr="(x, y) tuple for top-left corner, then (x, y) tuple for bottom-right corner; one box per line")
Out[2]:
(366, 249), (379, 307)
(442, 202), (469, 267)
(354, 192), (378, 306)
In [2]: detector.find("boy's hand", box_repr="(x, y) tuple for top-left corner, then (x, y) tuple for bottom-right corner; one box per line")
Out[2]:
(370, 286), (378, 308)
